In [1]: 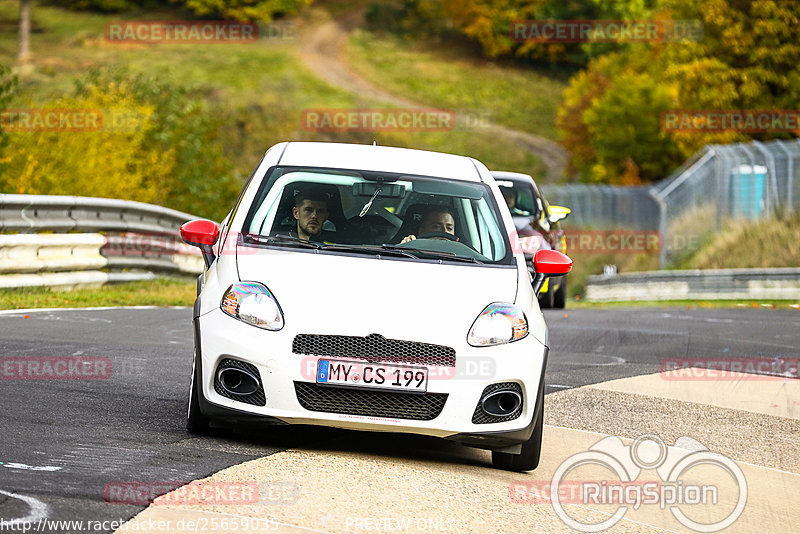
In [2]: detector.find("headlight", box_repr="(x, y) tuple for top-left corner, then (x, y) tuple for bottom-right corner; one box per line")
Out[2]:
(220, 282), (284, 330)
(467, 303), (528, 346)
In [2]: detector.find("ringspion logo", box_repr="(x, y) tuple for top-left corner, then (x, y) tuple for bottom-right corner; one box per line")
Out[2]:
(545, 434), (746, 532)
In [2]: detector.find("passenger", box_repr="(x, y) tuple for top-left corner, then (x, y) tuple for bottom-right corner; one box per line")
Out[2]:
(400, 207), (456, 244)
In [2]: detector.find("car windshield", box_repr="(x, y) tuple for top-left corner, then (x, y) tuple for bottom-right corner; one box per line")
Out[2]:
(242, 167), (513, 265)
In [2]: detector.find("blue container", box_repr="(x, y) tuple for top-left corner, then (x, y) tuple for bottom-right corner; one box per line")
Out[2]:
(730, 164), (767, 218)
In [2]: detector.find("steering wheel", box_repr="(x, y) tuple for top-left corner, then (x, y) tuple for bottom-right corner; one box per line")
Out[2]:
(417, 231), (458, 242)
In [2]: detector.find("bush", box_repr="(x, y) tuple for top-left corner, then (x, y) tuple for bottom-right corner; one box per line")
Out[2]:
(2, 70), (241, 221)
(0, 65), (18, 174)
(171, 0), (312, 21)
(558, 0), (800, 184)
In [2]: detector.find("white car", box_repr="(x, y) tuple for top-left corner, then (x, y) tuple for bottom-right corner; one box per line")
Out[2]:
(180, 141), (572, 471)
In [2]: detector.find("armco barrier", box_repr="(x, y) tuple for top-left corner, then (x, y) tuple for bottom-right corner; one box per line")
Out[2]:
(0, 195), (205, 289)
(0, 194), (197, 233)
(586, 268), (800, 302)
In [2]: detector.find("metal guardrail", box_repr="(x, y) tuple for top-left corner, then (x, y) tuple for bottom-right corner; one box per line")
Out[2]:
(0, 195), (204, 289)
(586, 268), (800, 302)
(0, 194), (198, 233)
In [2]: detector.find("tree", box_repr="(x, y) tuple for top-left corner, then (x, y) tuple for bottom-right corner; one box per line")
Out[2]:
(557, 0), (800, 184)
(18, 0), (31, 61)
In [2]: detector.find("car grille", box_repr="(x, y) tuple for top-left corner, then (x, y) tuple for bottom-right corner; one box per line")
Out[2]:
(471, 382), (524, 424)
(294, 382), (447, 421)
(213, 359), (266, 407)
(292, 333), (456, 367)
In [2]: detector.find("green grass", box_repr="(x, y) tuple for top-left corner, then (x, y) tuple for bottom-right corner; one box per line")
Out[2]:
(0, 2), (547, 178)
(562, 212), (800, 303)
(0, 277), (196, 309)
(681, 212), (800, 270)
(565, 249), (660, 300)
(346, 29), (569, 143)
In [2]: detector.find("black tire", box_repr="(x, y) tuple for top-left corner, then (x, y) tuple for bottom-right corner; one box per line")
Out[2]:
(187, 351), (211, 433)
(491, 385), (544, 471)
(553, 277), (567, 309)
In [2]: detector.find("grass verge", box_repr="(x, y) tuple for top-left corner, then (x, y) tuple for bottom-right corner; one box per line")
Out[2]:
(0, 3), (549, 183)
(682, 212), (800, 269)
(346, 29), (569, 143)
(0, 277), (195, 310)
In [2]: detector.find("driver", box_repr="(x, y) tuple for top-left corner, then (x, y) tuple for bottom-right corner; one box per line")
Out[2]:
(291, 189), (330, 241)
(400, 207), (456, 244)
(501, 187), (529, 216)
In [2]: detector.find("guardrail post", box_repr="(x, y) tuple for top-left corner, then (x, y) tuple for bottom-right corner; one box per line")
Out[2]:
(649, 190), (668, 270)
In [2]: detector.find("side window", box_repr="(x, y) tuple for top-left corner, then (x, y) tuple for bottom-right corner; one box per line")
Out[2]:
(515, 187), (537, 217)
(471, 199), (506, 260)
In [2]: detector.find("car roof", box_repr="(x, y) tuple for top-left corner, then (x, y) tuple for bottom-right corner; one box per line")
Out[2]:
(276, 142), (484, 182)
(490, 170), (535, 184)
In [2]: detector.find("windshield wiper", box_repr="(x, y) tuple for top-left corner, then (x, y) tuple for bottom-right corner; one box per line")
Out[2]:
(323, 243), (417, 259)
(245, 234), (323, 249)
(245, 235), (482, 263)
(245, 236), (416, 258)
(380, 244), (484, 264)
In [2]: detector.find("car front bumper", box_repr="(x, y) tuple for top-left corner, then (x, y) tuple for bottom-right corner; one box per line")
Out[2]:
(194, 308), (548, 447)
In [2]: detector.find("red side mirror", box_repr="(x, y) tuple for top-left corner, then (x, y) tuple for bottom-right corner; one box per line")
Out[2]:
(180, 219), (219, 247)
(533, 249), (572, 276)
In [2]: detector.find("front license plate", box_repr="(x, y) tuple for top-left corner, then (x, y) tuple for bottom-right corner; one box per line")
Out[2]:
(316, 359), (428, 393)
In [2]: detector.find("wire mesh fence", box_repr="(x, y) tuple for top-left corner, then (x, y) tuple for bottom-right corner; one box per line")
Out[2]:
(541, 184), (659, 230)
(542, 138), (800, 268)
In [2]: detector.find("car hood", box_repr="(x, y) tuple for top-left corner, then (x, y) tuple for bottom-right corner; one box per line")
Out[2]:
(236, 246), (519, 344)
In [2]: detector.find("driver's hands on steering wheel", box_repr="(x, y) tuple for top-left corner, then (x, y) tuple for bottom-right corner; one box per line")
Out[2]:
(400, 231), (458, 243)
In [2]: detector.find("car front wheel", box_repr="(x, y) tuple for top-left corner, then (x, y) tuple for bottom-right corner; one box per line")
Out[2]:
(491, 384), (544, 471)
(187, 350), (211, 433)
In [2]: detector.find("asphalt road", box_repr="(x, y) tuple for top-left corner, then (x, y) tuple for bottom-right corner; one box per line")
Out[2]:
(1, 306), (797, 532)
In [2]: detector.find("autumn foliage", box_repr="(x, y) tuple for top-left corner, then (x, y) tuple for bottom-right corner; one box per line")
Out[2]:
(395, 0), (800, 184)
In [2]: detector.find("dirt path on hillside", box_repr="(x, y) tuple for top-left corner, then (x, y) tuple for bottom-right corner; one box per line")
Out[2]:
(297, 8), (569, 182)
